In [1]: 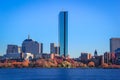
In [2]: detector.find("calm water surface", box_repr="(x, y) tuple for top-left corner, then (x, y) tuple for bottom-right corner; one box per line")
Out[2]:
(0, 68), (120, 80)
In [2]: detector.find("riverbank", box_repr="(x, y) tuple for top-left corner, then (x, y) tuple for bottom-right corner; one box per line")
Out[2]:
(0, 58), (120, 69)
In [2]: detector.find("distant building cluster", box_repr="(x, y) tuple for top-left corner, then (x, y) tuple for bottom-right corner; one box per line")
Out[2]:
(1, 11), (69, 60)
(75, 38), (120, 65)
(3, 35), (63, 60)
(0, 11), (120, 66)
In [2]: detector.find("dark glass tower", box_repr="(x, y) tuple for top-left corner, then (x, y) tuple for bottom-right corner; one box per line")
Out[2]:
(59, 11), (68, 57)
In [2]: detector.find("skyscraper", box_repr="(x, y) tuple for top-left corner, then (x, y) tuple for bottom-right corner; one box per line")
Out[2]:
(110, 38), (120, 52)
(39, 43), (43, 53)
(59, 11), (68, 57)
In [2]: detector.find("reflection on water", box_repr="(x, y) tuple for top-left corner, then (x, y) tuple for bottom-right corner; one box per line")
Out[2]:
(0, 68), (120, 80)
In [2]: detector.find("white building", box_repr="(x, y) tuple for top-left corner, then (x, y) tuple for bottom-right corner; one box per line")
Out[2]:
(24, 53), (34, 60)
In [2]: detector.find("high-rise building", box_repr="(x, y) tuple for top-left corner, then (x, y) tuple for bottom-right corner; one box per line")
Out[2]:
(40, 43), (43, 53)
(6, 45), (20, 54)
(59, 11), (68, 57)
(22, 36), (41, 54)
(110, 38), (120, 52)
(50, 43), (56, 54)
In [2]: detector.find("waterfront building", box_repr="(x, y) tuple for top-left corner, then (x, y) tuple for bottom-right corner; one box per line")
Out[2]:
(59, 11), (68, 57)
(110, 38), (120, 52)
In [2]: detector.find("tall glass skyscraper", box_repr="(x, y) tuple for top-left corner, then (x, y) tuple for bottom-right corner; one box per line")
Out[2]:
(59, 11), (68, 57)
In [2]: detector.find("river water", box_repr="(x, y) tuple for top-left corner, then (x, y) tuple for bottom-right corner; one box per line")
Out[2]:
(0, 68), (120, 80)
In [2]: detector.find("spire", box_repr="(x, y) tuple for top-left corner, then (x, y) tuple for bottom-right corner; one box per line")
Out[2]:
(28, 34), (30, 39)
(94, 49), (97, 57)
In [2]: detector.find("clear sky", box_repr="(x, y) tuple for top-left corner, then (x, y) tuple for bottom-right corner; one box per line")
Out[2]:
(0, 0), (120, 58)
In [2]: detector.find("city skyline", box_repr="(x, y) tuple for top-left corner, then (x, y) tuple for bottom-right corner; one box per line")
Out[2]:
(0, 0), (120, 58)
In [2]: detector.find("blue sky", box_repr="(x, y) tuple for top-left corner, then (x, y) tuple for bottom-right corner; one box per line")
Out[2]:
(0, 0), (120, 58)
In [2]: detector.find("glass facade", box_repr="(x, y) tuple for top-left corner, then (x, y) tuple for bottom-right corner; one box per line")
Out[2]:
(59, 11), (68, 57)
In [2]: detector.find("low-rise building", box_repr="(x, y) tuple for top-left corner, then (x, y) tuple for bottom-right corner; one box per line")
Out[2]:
(24, 53), (34, 60)
(41, 53), (50, 59)
(3, 53), (21, 59)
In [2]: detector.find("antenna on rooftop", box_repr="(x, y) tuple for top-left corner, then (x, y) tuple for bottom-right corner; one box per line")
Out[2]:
(28, 34), (30, 39)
